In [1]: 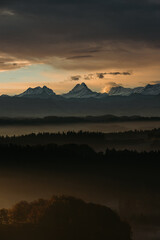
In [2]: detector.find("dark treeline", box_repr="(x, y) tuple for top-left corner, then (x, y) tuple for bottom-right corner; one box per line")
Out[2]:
(1, 142), (160, 164)
(0, 115), (159, 125)
(0, 131), (105, 146)
(0, 196), (131, 240)
(1, 143), (160, 173)
(0, 129), (160, 152)
(1, 128), (160, 143)
(1, 143), (160, 192)
(0, 138), (160, 239)
(0, 131), (104, 142)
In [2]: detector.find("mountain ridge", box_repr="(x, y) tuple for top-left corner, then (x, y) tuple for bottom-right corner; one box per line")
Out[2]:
(108, 84), (160, 96)
(1, 82), (160, 99)
(0, 93), (159, 117)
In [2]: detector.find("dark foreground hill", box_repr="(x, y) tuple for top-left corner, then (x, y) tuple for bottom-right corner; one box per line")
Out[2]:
(0, 94), (160, 117)
(0, 143), (160, 239)
(0, 196), (131, 240)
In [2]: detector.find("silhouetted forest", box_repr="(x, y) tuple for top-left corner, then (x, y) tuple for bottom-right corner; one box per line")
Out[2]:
(0, 131), (160, 240)
(1, 142), (160, 167)
(0, 115), (159, 125)
(0, 128), (160, 152)
(0, 196), (131, 240)
(0, 142), (160, 192)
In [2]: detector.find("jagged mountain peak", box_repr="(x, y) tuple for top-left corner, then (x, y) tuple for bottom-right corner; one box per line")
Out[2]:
(142, 83), (160, 95)
(81, 82), (88, 87)
(108, 83), (160, 96)
(108, 86), (133, 96)
(71, 82), (92, 93)
(17, 86), (56, 98)
(63, 82), (100, 98)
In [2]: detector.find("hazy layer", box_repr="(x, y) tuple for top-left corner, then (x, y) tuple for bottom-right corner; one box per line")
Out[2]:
(0, 121), (160, 136)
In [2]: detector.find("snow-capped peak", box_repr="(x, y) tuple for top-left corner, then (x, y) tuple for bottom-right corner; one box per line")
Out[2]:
(108, 83), (160, 96)
(17, 86), (56, 98)
(70, 82), (92, 93)
(15, 83), (160, 99)
(63, 82), (99, 98)
(142, 84), (160, 95)
(108, 86), (133, 96)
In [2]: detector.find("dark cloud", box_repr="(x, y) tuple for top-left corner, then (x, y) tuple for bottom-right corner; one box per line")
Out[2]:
(151, 80), (160, 84)
(121, 72), (131, 75)
(71, 75), (81, 81)
(0, 0), (160, 70)
(70, 47), (102, 54)
(97, 73), (106, 79)
(0, 55), (31, 71)
(96, 72), (131, 79)
(109, 72), (131, 76)
(84, 74), (94, 80)
(67, 55), (93, 60)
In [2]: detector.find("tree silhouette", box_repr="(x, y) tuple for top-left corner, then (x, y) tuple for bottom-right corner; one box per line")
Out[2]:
(0, 196), (131, 240)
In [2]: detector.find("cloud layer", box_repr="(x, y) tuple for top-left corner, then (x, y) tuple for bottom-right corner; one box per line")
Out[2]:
(0, 0), (160, 71)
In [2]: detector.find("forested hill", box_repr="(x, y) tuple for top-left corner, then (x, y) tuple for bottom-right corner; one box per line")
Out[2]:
(0, 129), (159, 152)
(0, 196), (131, 240)
(0, 143), (159, 169)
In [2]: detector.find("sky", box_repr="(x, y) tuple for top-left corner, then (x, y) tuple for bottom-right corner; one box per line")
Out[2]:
(0, 0), (160, 95)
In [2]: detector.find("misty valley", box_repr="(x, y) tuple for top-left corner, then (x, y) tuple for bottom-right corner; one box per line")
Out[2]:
(0, 127), (160, 240)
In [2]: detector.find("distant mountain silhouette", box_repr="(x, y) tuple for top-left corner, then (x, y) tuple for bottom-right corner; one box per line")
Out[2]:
(108, 84), (160, 96)
(108, 86), (144, 96)
(62, 82), (101, 98)
(1, 83), (160, 100)
(0, 94), (159, 117)
(17, 86), (57, 99)
(0, 83), (159, 117)
(142, 83), (160, 95)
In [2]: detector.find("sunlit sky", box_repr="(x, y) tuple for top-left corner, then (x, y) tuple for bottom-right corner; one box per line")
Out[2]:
(0, 0), (160, 95)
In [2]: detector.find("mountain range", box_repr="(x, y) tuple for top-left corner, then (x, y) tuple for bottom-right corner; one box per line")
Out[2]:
(15, 83), (105, 99)
(11, 82), (160, 99)
(108, 84), (160, 96)
(0, 82), (159, 117)
(17, 86), (57, 99)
